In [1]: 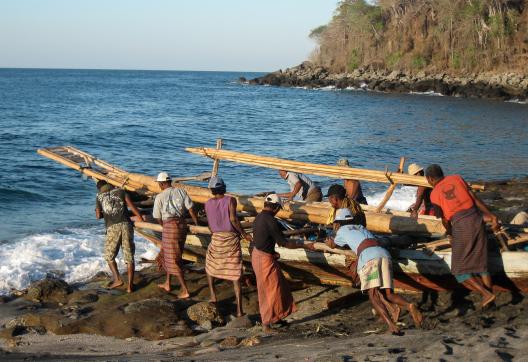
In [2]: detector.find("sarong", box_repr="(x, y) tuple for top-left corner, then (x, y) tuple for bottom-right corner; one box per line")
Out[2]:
(450, 207), (488, 276)
(251, 248), (297, 325)
(206, 231), (242, 281)
(359, 257), (393, 291)
(160, 218), (188, 276)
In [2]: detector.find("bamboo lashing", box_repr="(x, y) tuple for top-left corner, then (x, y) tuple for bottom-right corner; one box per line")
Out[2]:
(374, 157), (406, 213)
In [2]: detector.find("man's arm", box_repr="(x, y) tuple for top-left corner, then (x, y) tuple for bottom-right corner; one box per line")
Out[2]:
(152, 195), (163, 226)
(95, 197), (103, 220)
(125, 193), (145, 221)
(409, 186), (426, 219)
(277, 181), (302, 201)
(188, 207), (199, 226)
(229, 198), (252, 242)
(469, 189), (499, 230)
(344, 179), (360, 200)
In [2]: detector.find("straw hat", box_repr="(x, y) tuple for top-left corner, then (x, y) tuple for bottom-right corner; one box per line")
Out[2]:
(407, 163), (424, 175)
(337, 158), (350, 167)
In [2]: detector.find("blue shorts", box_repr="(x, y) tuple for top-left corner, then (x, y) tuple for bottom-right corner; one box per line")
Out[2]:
(454, 272), (490, 283)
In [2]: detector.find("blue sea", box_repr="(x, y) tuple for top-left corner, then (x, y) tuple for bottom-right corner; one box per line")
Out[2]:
(0, 68), (527, 294)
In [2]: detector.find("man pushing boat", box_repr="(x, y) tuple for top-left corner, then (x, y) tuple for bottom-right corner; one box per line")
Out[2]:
(95, 180), (145, 293)
(153, 172), (199, 298)
(251, 193), (316, 333)
(325, 209), (423, 335)
(426, 164), (499, 307)
(277, 170), (322, 202)
(204, 176), (252, 316)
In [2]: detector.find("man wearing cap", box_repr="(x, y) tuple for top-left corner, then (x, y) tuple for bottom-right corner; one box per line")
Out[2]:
(153, 172), (199, 298)
(406, 163), (434, 219)
(336, 158), (368, 205)
(326, 184), (366, 227)
(426, 164), (499, 308)
(326, 209), (422, 335)
(277, 170), (322, 202)
(251, 194), (316, 333)
(95, 180), (145, 293)
(204, 176), (251, 317)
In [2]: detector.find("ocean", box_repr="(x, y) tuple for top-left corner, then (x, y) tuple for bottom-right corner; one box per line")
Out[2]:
(0, 68), (527, 294)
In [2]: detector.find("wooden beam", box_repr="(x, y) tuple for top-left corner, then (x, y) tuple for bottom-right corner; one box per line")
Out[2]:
(211, 138), (223, 177)
(374, 157), (406, 213)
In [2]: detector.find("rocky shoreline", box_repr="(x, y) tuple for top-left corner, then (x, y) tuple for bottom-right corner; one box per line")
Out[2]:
(248, 62), (528, 102)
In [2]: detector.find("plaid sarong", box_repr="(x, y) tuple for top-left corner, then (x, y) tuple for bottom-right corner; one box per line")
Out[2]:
(160, 218), (188, 276)
(206, 231), (242, 281)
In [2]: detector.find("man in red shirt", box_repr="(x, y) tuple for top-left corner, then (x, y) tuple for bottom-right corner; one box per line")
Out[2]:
(426, 164), (499, 308)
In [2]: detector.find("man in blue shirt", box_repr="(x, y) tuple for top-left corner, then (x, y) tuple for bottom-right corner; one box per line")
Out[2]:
(326, 209), (423, 334)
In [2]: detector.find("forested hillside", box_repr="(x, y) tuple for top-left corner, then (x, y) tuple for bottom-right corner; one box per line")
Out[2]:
(309, 0), (528, 74)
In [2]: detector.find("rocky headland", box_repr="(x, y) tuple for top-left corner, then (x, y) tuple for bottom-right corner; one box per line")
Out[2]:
(249, 62), (528, 102)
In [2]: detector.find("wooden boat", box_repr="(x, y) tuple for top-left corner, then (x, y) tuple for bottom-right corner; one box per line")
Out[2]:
(37, 145), (528, 292)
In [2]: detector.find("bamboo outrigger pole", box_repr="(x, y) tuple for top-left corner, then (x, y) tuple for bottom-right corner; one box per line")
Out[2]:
(186, 147), (431, 187)
(374, 157), (406, 213)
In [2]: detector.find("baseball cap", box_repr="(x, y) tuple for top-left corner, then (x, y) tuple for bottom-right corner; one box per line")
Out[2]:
(208, 176), (225, 189)
(156, 172), (171, 182)
(265, 193), (283, 207)
(335, 208), (353, 221)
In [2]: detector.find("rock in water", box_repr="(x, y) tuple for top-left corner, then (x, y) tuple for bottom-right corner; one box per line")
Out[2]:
(24, 277), (71, 303)
(186, 301), (225, 327)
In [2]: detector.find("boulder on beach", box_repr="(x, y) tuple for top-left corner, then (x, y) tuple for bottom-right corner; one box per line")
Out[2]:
(24, 277), (71, 304)
(186, 301), (225, 329)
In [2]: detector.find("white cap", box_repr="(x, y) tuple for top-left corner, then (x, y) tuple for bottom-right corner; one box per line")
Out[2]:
(265, 193), (282, 207)
(156, 172), (171, 182)
(335, 208), (353, 221)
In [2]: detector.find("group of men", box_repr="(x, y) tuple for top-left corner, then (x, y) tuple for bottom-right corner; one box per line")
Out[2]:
(94, 161), (500, 334)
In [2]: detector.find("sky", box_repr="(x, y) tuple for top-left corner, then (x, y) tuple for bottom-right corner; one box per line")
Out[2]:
(0, 0), (337, 72)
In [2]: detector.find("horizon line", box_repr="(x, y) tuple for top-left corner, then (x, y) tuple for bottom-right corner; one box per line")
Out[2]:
(0, 66), (271, 73)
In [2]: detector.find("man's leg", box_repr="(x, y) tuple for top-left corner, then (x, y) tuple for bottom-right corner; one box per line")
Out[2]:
(368, 288), (400, 334)
(107, 259), (124, 289)
(233, 279), (244, 317)
(175, 273), (190, 299)
(460, 276), (495, 307)
(207, 274), (217, 303)
(126, 262), (135, 293)
(158, 273), (172, 292)
(384, 289), (422, 328)
(480, 272), (493, 291)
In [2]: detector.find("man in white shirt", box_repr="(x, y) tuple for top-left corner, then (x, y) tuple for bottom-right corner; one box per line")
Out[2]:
(277, 170), (322, 202)
(153, 172), (198, 298)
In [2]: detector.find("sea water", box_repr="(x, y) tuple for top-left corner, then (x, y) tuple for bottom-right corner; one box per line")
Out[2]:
(0, 68), (527, 294)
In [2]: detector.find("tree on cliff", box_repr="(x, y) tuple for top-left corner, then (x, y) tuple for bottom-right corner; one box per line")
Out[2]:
(310, 0), (528, 74)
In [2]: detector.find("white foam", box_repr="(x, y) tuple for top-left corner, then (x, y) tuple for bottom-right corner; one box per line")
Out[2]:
(506, 99), (527, 105)
(0, 225), (159, 295)
(409, 90), (444, 96)
(365, 185), (417, 211)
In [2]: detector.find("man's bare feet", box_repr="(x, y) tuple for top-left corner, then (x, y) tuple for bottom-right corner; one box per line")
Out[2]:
(209, 297), (217, 303)
(157, 283), (171, 292)
(387, 323), (401, 335)
(481, 293), (496, 308)
(409, 303), (423, 328)
(178, 291), (190, 299)
(108, 280), (124, 289)
(262, 324), (276, 335)
(127, 285), (134, 294)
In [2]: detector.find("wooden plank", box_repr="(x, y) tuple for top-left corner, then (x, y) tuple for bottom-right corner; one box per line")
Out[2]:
(211, 138), (223, 177)
(374, 157), (406, 213)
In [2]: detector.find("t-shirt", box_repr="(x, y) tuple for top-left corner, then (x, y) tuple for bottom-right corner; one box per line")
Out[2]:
(285, 172), (316, 200)
(153, 187), (193, 221)
(252, 210), (286, 254)
(334, 224), (390, 270)
(430, 175), (474, 221)
(95, 188), (130, 228)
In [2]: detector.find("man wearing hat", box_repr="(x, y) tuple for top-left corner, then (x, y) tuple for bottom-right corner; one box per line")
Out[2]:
(326, 209), (423, 335)
(406, 163), (434, 219)
(204, 176), (251, 317)
(277, 170), (322, 202)
(251, 194), (316, 333)
(326, 183), (366, 227)
(153, 172), (199, 298)
(336, 158), (368, 205)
